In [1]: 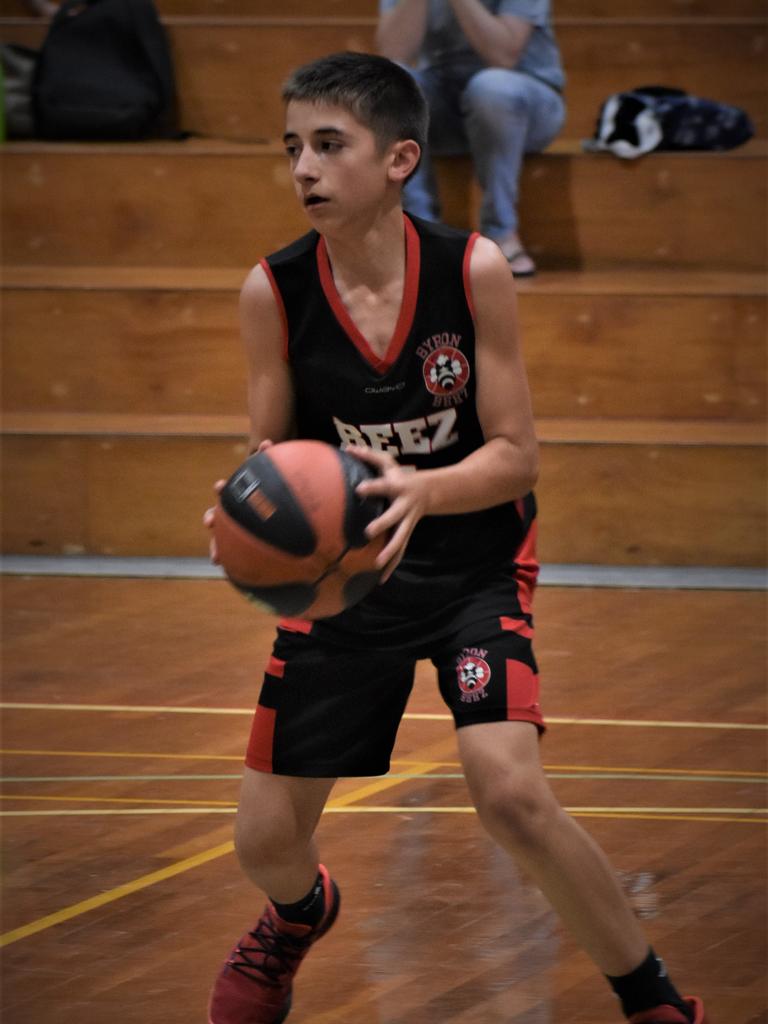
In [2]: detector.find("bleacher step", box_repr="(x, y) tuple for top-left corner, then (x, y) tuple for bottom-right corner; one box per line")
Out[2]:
(3, 16), (765, 140)
(3, 141), (765, 270)
(3, 266), (764, 421)
(2, 0), (765, 17)
(2, 418), (763, 565)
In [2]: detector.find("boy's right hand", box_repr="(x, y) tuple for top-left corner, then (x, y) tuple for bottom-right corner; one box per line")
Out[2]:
(203, 441), (274, 564)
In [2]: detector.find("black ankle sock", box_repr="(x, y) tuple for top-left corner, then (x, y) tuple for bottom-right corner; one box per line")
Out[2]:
(271, 871), (325, 927)
(607, 948), (693, 1021)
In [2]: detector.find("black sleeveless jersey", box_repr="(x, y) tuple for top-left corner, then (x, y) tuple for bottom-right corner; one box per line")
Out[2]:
(261, 213), (535, 583)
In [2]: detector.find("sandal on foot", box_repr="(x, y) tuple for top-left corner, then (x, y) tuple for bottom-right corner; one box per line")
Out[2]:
(504, 248), (537, 277)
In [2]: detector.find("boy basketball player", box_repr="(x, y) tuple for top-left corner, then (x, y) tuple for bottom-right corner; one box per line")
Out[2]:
(206, 52), (708, 1024)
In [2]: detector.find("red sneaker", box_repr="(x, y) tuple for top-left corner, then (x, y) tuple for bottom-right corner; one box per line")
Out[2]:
(629, 996), (708, 1024)
(208, 865), (340, 1024)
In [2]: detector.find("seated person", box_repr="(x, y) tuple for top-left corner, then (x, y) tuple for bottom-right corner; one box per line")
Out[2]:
(377, 0), (565, 276)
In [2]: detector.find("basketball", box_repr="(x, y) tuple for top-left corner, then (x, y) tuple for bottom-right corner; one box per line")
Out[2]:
(213, 440), (389, 619)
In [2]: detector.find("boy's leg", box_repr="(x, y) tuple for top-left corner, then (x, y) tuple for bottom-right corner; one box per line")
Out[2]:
(458, 720), (702, 1022)
(234, 766), (335, 902)
(458, 720), (646, 974)
(210, 625), (417, 1023)
(209, 769), (339, 1024)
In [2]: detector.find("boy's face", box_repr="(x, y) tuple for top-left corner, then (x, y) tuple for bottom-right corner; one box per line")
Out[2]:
(283, 100), (407, 226)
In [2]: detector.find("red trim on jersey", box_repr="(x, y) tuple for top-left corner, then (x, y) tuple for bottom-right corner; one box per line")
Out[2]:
(278, 616), (313, 635)
(316, 213), (420, 375)
(505, 660), (543, 728)
(259, 258), (290, 361)
(513, 519), (539, 617)
(462, 232), (480, 321)
(266, 655), (286, 679)
(245, 705), (276, 773)
(500, 616), (534, 639)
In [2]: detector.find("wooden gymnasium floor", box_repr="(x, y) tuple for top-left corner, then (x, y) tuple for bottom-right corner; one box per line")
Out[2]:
(1, 573), (765, 1024)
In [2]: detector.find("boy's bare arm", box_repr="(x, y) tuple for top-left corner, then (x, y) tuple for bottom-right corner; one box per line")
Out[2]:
(239, 265), (296, 452)
(203, 265), (294, 560)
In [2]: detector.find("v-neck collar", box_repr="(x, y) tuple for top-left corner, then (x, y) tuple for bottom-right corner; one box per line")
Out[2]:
(316, 213), (421, 375)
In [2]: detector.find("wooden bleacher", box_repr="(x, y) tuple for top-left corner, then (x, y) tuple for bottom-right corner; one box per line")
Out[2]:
(1, 2), (766, 567)
(4, 14), (766, 141)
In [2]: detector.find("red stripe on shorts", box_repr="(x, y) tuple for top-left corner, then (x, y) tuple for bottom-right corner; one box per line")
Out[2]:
(499, 616), (534, 639)
(506, 659), (543, 726)
(513, 519), (539, 617)
(266, 655), (285, 678)
(245, 706), (277, 773)
(279, 617), (313, 635)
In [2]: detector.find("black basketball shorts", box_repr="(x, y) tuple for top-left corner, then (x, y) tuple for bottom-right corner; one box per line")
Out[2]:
(245, 554), (544, 778)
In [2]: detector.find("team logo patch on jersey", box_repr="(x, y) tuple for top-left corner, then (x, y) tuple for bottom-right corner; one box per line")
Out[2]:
(423, 346), (470, 402)
(456, 648), (491, 703)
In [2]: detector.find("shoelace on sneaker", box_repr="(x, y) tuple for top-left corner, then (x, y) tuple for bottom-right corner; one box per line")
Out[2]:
(227, 912), (311, 987)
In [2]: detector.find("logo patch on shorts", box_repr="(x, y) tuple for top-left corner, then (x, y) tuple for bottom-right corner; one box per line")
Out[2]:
(456, 648), (491, 703)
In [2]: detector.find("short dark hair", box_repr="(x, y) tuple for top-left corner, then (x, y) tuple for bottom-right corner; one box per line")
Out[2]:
(282, 51), (428, 156)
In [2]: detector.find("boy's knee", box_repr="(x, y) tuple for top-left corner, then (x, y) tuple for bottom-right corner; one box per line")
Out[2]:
(234, 800), (304, 873)
(234, 816), (287, 873)
(474, 778), (559, 848)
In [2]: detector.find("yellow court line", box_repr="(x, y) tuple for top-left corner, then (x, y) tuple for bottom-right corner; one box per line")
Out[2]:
(2, 807), (765, 825)
(0, 761), (437, 948)
(2, 702), (766, 731)
(327, 763), (436, 808)
(404, 713), (768, 730)
(0, 769), (439, 809)
(393, 759), (768, 779)
(2, 750), (765, 781)
(323, 806), (768, 825)
(322, 805), (766, 816)
(544, 763), (768, 777)
(0, 702), (256, 715)
(0, 794), (238, 807)
(0, 748), (244, 762)
(0, 841), (236, 948)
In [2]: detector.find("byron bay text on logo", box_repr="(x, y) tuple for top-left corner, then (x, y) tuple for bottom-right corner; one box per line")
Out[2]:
(417, 333), (470, 409)
(456, 647), (492, 703)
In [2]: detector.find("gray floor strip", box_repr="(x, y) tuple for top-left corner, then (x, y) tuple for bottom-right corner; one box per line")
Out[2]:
(1, 556), (765, 590)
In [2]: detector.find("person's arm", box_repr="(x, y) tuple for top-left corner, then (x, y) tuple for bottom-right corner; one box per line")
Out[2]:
(447, 0), (533, 68)
(203, 264), (295, 561)
(239, 264), (296, 452)
(353, 236), (539, 578)
(376, 0), (431, 65)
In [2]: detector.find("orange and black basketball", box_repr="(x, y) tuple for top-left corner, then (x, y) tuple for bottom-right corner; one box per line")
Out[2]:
(213, 440), (388, 619)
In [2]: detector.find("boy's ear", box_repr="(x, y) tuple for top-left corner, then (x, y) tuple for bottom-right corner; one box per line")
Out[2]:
(388, 139), (421, 183)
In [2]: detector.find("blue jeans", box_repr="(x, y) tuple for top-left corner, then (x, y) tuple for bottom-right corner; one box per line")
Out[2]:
(404, 61), (566, 239)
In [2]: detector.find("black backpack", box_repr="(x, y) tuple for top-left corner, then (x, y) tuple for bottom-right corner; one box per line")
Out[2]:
(584, 85), (754, 159)
(33, 0), (177, 140)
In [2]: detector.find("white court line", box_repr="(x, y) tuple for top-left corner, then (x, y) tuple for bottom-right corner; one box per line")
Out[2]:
(2, 556), (766, 590)
(1, 702), (765, 730)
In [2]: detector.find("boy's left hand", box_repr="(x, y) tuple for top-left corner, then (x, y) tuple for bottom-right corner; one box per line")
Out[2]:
(347, 445), (430, 583)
